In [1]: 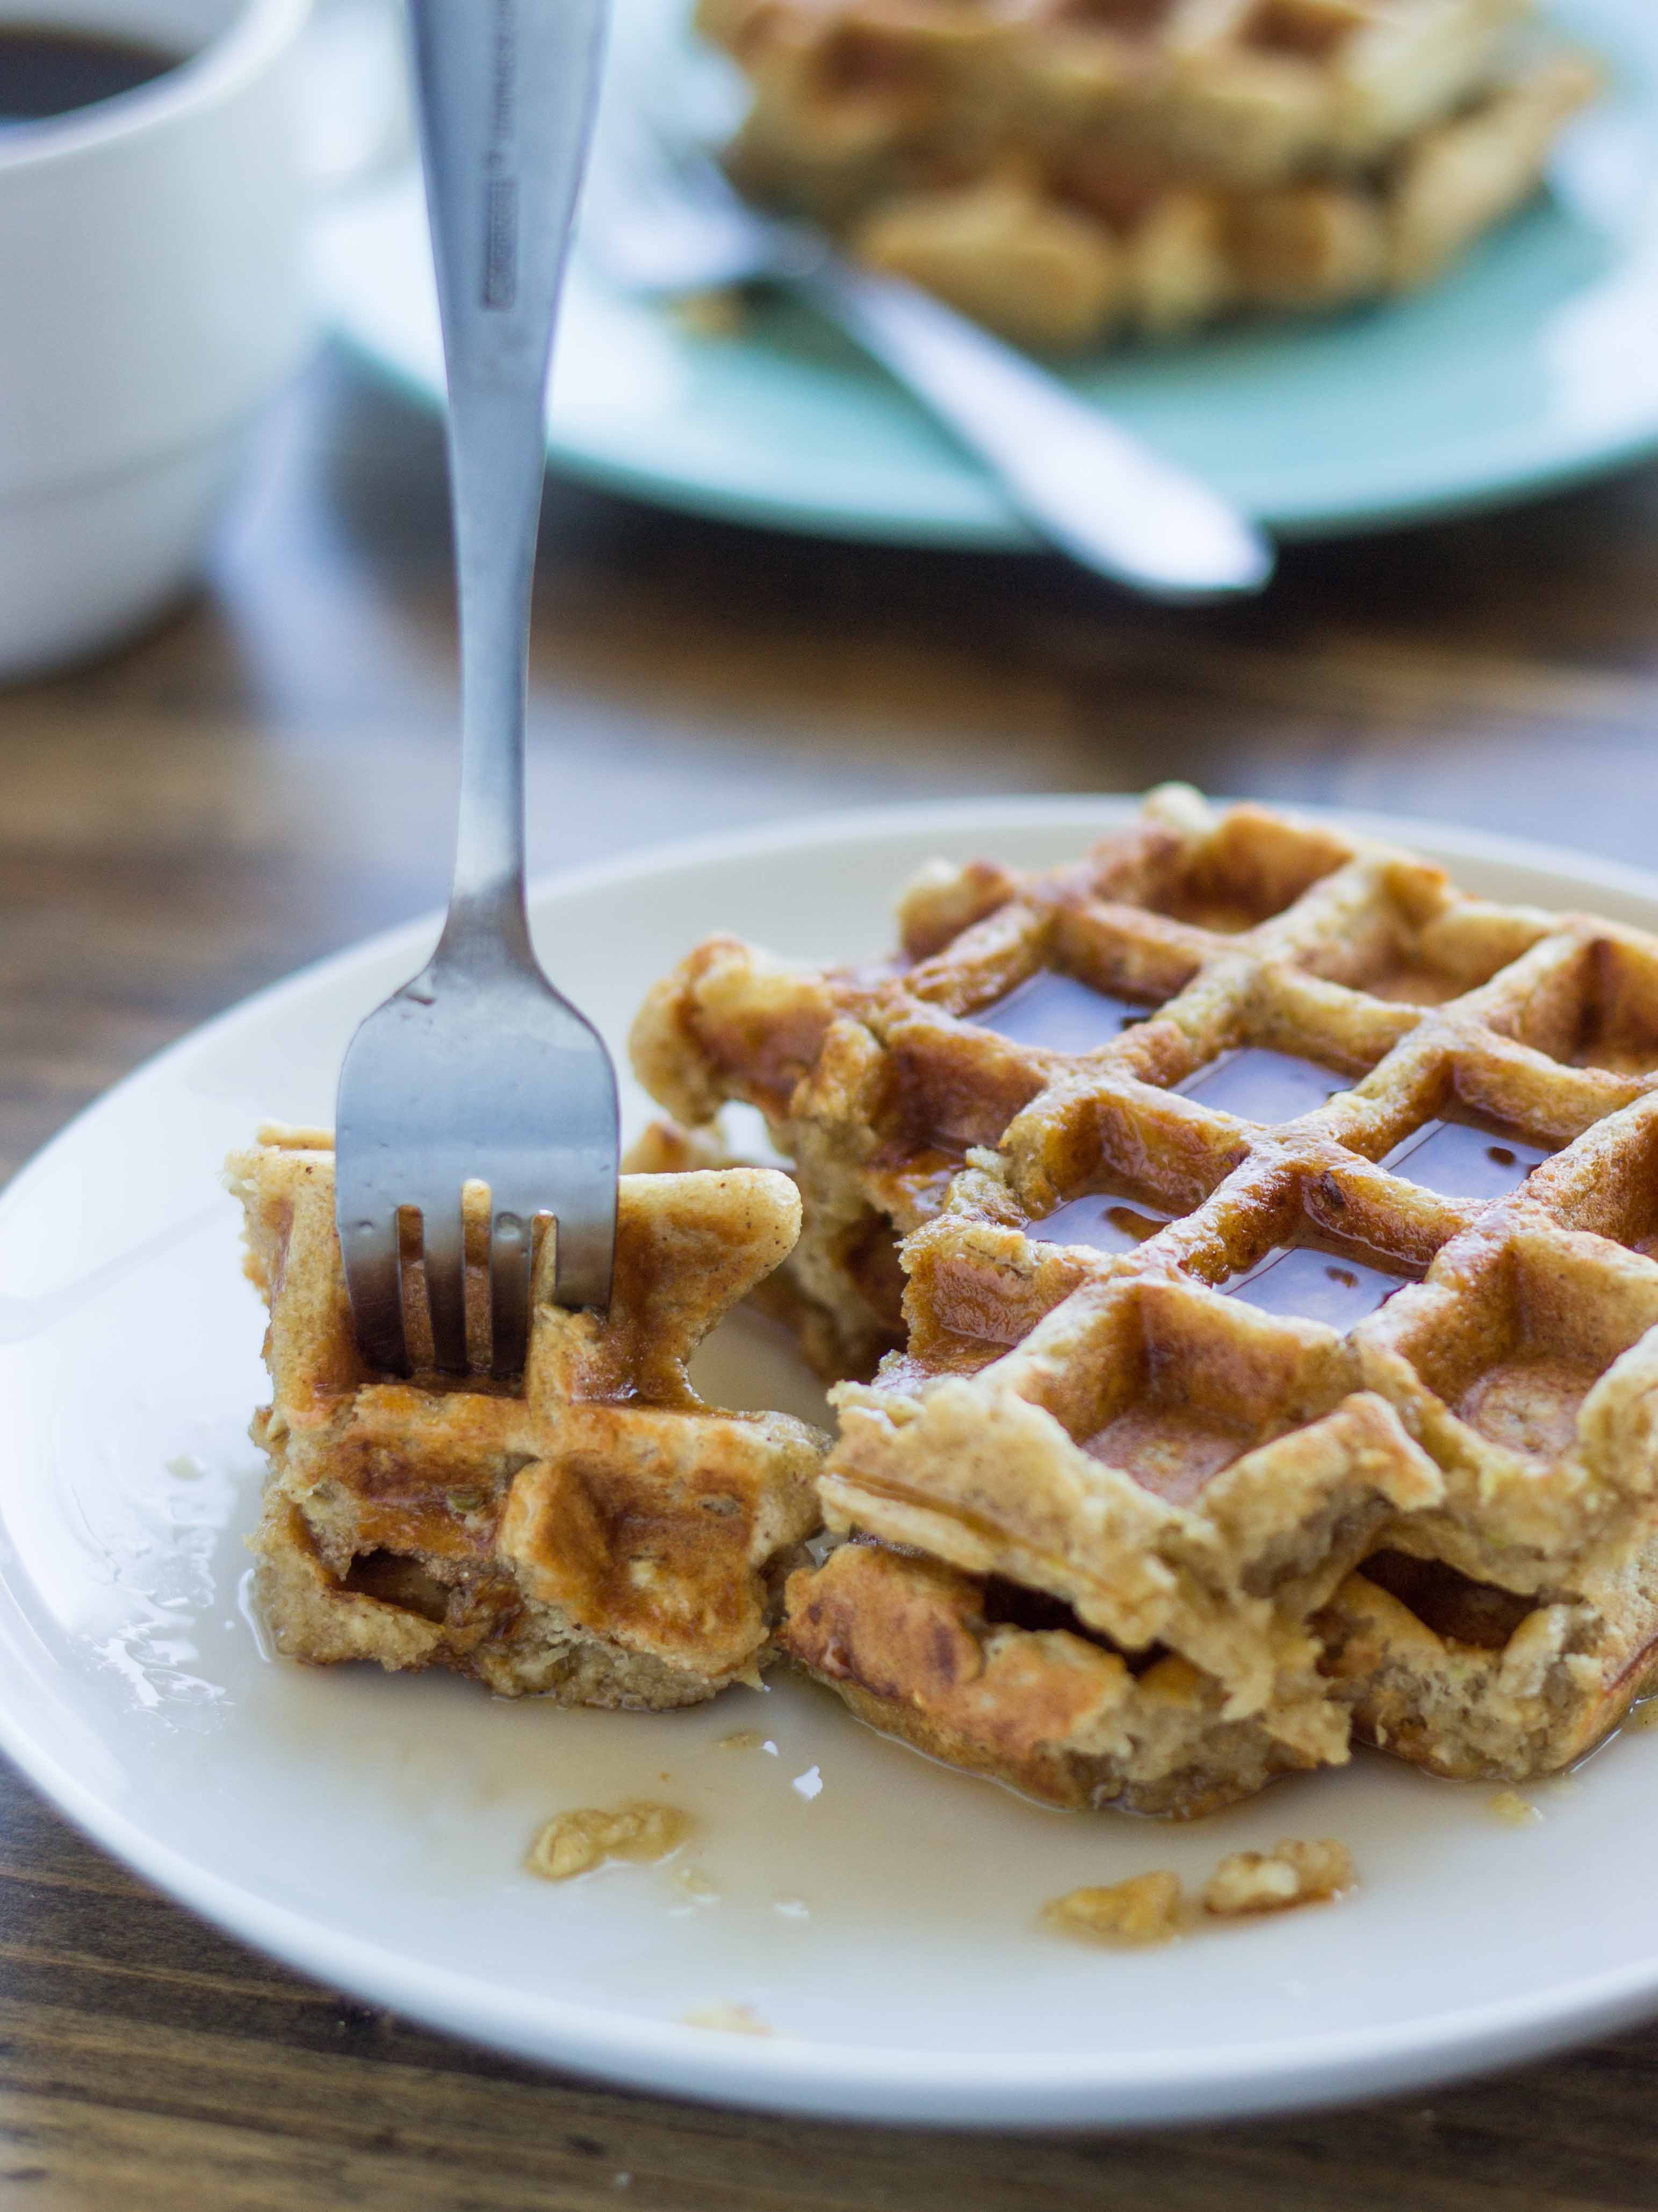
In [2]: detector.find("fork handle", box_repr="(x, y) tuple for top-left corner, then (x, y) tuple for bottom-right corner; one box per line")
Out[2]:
(407, 0), (610, 960)
(799, 260), (1274, 601)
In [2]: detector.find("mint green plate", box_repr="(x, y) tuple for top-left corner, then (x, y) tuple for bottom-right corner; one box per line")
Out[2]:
(314, 0), (1658, 546)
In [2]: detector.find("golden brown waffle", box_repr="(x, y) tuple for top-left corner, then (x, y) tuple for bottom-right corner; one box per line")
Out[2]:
(784, 1539), (1321, 1818)
(697, 0), (1596, 348)
(230, 1128), (826, 1709)
(632, 784), (1381, 1380)
(634, 786), (1658, 1808)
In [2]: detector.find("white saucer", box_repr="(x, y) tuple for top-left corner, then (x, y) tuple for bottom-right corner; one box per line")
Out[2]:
(8, 798), (1658, 2129)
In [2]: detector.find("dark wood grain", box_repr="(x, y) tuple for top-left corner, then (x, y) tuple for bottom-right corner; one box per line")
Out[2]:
(5, 343), (1658, 2209)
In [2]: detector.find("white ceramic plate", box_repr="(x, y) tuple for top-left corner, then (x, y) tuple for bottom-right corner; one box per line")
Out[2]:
(10, 798), (1658, 2130)
(311, 0), (1658, 545)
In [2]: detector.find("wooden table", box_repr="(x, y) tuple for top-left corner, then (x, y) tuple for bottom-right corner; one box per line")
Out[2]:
(5, 347), (1658, 2211)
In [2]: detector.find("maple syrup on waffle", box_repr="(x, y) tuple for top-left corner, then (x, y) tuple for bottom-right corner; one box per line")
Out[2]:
(1176, 1046), (1347, 1123)
(1382, 1115), (1552, 1202)
(971, 971), (1155, 1054)
(1222, 1239), (1415, 1329)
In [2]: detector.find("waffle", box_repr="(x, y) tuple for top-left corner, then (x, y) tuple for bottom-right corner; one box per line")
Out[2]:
(633, 786), (1658, 1809)
(230, 1127), (826, 1709)
(696, 0), (1597, 349)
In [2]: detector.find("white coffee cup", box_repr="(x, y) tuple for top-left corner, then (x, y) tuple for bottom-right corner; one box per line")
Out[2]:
(0, 0), (312, 679)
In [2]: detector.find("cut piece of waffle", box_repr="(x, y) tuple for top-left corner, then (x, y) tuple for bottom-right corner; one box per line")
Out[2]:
(634, 786), (1658, 1807)
(697, 0), (1596, 348)
(1320, 1110), (1658, 1778)
(230, 1128), (826, 1709)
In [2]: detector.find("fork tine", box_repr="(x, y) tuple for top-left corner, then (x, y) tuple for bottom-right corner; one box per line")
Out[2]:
(488, 1204), (535, 1381)
(338, 1209), (409, 1376)
(421, 1196), (471, 1374)
(553, 1189), (616, 1312)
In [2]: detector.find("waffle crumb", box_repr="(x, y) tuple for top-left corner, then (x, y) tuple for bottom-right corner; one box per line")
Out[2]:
(1043, 1871), (1184, 1947)
(681, 2000), (773, 2036)
(1488, 1790), (1541, 1827)
(1203, 1838), (1354, 1917)
(527, 1801), (694, 1883)
(718, 1730), (765, 1751)
(1630, 1701), (1658, 1732)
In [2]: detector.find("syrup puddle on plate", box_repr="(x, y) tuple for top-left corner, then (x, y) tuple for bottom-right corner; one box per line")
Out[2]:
(100, 1299), (1651, 2049)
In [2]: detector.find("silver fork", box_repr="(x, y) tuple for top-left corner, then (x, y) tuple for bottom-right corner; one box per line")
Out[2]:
(335, 0), (618, 1380)
(580, 97), (1274, 602)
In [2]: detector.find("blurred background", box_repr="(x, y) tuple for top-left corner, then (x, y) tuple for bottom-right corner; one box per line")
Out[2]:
(4, 0), (1656, 1187)
(5, 4), (1658, 2197)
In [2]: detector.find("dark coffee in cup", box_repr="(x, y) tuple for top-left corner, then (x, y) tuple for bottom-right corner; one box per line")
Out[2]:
(0, 24), (179, 128)
(0, 0), (311, 677)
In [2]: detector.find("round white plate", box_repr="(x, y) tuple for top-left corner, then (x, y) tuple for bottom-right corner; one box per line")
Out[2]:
(10, 798), (1658, 2130)
(312, 0), (1658, 545)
